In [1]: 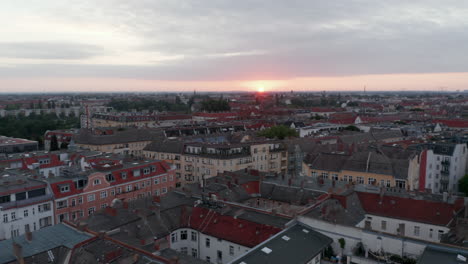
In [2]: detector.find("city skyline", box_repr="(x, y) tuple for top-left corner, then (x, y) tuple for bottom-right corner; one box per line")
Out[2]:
(1, 1), (468, 92)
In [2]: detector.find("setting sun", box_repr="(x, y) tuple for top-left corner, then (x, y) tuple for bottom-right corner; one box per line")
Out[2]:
(257, 86), (265, 93)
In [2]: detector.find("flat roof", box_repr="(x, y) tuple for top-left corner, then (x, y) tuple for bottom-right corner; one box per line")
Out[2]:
(230, 223), (332, 264)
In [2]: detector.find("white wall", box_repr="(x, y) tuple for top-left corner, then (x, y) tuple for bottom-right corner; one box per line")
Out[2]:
(0, 201), (54, 240)
(355, 214), (449, 243)
(298, 215), (428, 259)
(169, 228), (250, 264)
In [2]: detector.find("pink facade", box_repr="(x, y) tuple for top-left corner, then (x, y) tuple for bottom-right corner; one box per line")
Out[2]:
(50, 160), (175, 223)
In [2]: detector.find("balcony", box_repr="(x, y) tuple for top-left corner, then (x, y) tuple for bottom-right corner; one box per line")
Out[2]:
(440, 175), (449, 183)
(441, 160), (450, 166)
(441, 170), (450, 176)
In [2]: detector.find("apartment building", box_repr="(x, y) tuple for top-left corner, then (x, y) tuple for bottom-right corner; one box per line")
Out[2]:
(0, 172), (54, 240)
(417, 143), (468, 194)
(86, 112), (192, 128)
(0, 136), (38, 154)
(143, 135), (288, 186)
(302, 148), (420, 189)
(47, 157), (175, 224)
(44, 129), (78, 151)
(74, 128), (163, 156)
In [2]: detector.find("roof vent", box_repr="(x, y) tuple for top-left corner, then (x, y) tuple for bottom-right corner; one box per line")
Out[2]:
(261, 247), (272, 254)
(457, 254), (466, 262)
(281, 235), (290, 241)
(302, 229), (310, 234)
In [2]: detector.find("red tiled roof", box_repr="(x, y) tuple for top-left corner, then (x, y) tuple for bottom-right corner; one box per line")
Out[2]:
(433, 119), (468, 128)
(357, 192), (463, 226)
(241, 181), (260, 194)
(194, 112), (238, 118)
(189, 207), (281, 247)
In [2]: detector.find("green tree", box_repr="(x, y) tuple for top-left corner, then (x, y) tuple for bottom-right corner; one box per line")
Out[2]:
(459, 174), (468, 196)
(200, 98), (230, 112)
(258, 125), (298, 140)
(344, 125), (360, 132)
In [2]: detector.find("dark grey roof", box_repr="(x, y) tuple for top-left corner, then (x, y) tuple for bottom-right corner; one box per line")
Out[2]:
(144, 139), (185, 154)
(74, 128), (164, 145)
(230, 222), (332, 264)
(0, 224), (92, 264)
(418, 245), (468, 264)
(307, 153), (349, 172)
(304, 192), (366, 226)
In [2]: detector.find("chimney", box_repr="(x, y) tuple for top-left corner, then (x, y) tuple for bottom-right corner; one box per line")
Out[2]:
(13, 242), (25, 264)
(25, 225), (32, 242)
(379, 187), (385, 204)
(443, 192), (448, 203)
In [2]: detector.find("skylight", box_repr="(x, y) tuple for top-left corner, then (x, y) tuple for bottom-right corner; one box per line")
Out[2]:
(261, 247), (272, 254)
(302, 229), (310, 233)
(282, 235), (290, 241)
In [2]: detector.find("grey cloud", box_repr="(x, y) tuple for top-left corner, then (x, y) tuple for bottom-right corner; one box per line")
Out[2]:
(2, 0), (468, 80)
(0, 42), (105, 60)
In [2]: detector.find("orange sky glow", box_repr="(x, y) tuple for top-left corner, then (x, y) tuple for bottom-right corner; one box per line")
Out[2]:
(0, 72), (467, 93)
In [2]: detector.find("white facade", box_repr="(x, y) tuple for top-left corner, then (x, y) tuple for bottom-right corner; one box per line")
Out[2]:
(355, 214), (449, 243)
(424, 144), (467, 194)
(297, 216), (427, 260)
(169, 228), (250, 264)
(0, 192), (54, 240)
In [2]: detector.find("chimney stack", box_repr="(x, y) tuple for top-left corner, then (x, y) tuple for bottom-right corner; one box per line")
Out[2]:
(13, 242), (25, 264)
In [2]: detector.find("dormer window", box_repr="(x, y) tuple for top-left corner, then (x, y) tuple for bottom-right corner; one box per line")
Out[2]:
(121, 172), (127, 179)
(143, 168), (150, 175)
(93, 179), (101, 186)
(60, 185), (70, 193)
(133, 170), (140, 177)
(151, 166), (156, 172)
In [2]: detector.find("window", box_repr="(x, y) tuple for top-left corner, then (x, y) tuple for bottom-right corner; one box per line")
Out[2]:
(162, 176), (167, 183)
(24, 210), (28, 217)
(386, 180), (391, 187)
(56, 200), (67, 209)
(343, 175), (348, 182)
(191, 248), (198, 258)
(154, 178), (160, 185)
(414, 226), (420, 236)
(11, 229), (19, 237)
(181, 247), (188, 255)
(348, 175), (353, 182)
(88, 207), (95, 216)
(93, 179), (101, 185)
(88, 194), (95, 202)
(229, 245), (234, 256)
(133, 170), (140, 177)
(438, 230), (444, 240)
(368, 178), (376, 185)
(381, 221), (387, 230)
(121, 172), (127, 179)
(78, 197), (83, 204)
(180, 230), (187, 240)
(429, 229), (433, 238)
(206, 256), (211, 263)
(217, 250), (223, 261)
(206, 238), (210, 248)
(101, 203), (107, 209)
(332, 174), (338, 181)
(171, 233), (177, 243)
(38, 203), (51, 212)
(11, 212), (16, 220)
(357, 176), (364, 184)
(191, 231), (197, 241)
(100, 191), (107, 199)
(126, 185), (132, 192)
(154, 189), (160, 196)
(71, 199), (76, 207)
(60, 185), (70, 193)
(162, 187), (167, 194)
(3, 214), (8, 223)
(110, 189), (115, 196)
(106, 173), (115, 182)
(169, 175), (174, 181)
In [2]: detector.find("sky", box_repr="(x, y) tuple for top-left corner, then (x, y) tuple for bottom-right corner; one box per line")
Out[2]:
(1, 0), (468, 93)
